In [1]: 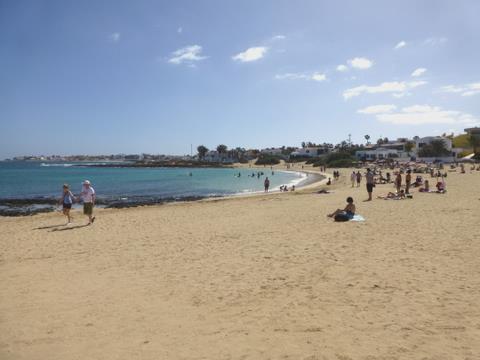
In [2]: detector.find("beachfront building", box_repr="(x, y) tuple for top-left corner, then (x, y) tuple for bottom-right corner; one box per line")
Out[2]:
(290, 146), (329, 158)
(260, 148), (283, 156)
(355, 147), (410, 161)
(415, 136), (452, 152)
(203, 150), (235, 163)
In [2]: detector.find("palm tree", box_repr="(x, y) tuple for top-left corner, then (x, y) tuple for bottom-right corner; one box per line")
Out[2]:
(216, 144), (227, 154)
(216, 145), (228, 161)
(197, 145), (208, 160)
(364, 135), (370, 145)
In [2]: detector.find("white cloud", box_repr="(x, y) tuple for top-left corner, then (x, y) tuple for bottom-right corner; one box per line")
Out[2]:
(232, 46), (268, 62)
(411, 68), (427, 77)
(362, 104), (478, 126)
(439, 82), (480, 97)
(394, 41), (406, 50)
(275, 72), (326, 82)
(177, 27), (183, 34)
(424, 37), (448, 46)
(168, 45), (208, 65)
(275, 73), (308, 80)
(272, 35), (286, 40)
(358, 104), (397, 114)
(311, 72), (326, 82)
(108, 32), (120, 43)
(343, 80), (427, 99)
(348, 57), (373, 69)
(336, 64), (348, 72)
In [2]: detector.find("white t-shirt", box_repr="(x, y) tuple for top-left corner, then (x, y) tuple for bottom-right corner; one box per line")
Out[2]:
(81, 186), (95, 203)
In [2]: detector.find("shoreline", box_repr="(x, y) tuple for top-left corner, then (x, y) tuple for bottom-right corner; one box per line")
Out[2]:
(0, 168), (326, 217)
(2, 169), (479, 359)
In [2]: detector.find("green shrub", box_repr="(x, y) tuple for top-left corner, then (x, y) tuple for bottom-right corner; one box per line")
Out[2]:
(327, 158), (356, 168)
(255, 155), (281, 165)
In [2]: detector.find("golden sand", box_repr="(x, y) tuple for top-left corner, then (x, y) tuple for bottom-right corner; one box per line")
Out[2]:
(1, 167), (479, 359)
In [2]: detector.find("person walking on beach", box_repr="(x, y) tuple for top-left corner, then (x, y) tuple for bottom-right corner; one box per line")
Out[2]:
(365, 168), (375, 201)
(264, 177), (270, 192)
(405, 169), (412, 194)
(356, 171), (362, 187)
(80, 180), (96, 225)
(350, 171), (356, 187)
(59, 184), (75, 224)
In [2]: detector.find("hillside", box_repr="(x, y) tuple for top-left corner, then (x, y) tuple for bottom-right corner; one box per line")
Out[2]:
(452, 134), (472, 149)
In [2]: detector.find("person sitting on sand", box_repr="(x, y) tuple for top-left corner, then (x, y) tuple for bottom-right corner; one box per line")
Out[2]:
(419, 180), (430, 192)
(436, 177), (446, 193)
(377, 190), (406, 200)
(59, 184), (75, 224)
(326, 178), (332, 185)
(414, 175), (423, 187)
(328, 197), (356, 222)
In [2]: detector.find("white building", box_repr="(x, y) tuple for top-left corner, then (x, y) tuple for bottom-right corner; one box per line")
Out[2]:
(415, 136), (452, 151)
(290, 146), (329, 158)
(203, 150), (235, 163)
(355, 148), (410, 161)
(260, 148), (283, 156)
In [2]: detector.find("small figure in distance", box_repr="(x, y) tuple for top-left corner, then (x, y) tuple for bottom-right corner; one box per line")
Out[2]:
(59, 184), (75, 224)
(264, 177), (270, 192)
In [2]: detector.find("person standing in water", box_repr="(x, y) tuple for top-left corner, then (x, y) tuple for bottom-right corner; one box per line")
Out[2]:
(59, 184), (75, 224)
(80, 180), (96, 225)
(264, 177), (270, 192)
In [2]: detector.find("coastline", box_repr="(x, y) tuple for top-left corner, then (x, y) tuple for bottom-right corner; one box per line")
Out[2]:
(0, 165), (326, 216)
(1, 169), (479, 359)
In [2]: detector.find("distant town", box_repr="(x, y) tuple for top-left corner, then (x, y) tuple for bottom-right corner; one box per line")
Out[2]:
(6, 128), (480, 166)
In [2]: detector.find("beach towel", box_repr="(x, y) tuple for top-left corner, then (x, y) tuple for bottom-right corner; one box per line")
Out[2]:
(350, 215), (365, 222)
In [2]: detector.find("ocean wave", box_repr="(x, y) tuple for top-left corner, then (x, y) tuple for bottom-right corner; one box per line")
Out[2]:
(40, 163), (74, 167)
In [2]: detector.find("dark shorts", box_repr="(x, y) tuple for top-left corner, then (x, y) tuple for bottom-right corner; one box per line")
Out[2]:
(334, 212), (354, 222)
(366, 183), (374, 193)
(83, 202), (93, 215)
(63, 203), (72, 210)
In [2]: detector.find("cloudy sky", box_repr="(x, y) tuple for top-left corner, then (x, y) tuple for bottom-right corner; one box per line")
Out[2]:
(1, 0), (479, 158)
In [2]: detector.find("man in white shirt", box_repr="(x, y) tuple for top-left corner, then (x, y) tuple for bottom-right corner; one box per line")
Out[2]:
(80, 180), (96, 225)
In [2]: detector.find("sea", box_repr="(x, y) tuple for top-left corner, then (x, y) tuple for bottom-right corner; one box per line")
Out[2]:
(0, 161), (316, 215)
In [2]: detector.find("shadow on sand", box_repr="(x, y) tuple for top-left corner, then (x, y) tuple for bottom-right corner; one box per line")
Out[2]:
(50, 224), (90, 232)
(34, 223), (68, 230)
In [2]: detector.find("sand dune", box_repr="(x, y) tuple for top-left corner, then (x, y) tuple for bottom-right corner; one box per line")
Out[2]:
(1, 168), (479, 359)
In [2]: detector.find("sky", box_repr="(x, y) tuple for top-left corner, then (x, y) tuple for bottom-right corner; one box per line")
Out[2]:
(1, 0), (479, 158)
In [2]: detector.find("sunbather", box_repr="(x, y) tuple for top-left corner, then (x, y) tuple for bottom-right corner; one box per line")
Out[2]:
(328, 197), (355, 222)
(377, 190), (406, 200)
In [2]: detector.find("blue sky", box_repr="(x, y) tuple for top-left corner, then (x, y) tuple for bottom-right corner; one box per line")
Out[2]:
(1, 0), (479, 158)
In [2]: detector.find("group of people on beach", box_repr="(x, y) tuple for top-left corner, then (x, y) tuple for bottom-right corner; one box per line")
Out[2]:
(327, 161), (459, 221)
(58, 180), (96, 225)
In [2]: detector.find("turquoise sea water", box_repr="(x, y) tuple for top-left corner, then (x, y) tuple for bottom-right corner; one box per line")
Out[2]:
(0, 161), (307, 203)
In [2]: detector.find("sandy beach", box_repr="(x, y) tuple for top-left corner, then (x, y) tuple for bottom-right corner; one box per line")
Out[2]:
(1, 167), (479, 360)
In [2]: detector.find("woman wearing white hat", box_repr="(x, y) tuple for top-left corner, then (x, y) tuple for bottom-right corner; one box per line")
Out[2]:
(80, 180), (96, 225)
